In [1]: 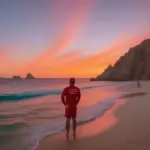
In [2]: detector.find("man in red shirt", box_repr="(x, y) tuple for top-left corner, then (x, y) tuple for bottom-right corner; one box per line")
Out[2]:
(61, 78), (81, 139)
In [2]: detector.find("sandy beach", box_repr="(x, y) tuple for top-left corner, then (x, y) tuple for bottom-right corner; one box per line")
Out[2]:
(36, 81), (150, 150)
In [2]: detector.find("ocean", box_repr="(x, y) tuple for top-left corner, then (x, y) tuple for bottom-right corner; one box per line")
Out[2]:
(0, 78), (133, 150)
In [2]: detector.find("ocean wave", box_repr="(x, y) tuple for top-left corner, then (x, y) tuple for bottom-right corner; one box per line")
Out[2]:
(0, 90), (62, 101)
(0, 114), (28, 119)
(0, 84), (120, 102)
(30, 94), (121, 150)
(0, 94), (122, 150)
(0, 122), (28, 133)
(78, 95), (120, 124)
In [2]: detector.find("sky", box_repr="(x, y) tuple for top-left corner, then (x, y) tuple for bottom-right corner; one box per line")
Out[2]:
(0, 0), (150, 78)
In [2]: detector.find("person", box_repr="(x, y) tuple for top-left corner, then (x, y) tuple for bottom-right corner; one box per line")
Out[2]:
(61, 78), (81, 139)
(137, 80), (141, 88)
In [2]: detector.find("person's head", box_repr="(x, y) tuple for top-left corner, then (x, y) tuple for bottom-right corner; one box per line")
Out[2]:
(69, 77), (75, 86)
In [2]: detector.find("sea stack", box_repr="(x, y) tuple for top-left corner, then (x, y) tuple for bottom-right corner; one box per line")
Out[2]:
(92, 39), (150, 81)
(25, 73), (35, 79)
(13, 76), (22, 79)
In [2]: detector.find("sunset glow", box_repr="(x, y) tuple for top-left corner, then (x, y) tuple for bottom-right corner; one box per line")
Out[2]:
(0, 0), (150, 78)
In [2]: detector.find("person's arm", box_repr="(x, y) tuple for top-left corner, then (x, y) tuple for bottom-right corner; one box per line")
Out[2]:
(61, 88), (67, 105)
(76, 88), (81, 104)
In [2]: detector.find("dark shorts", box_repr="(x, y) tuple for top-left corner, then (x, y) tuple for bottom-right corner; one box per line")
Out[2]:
(65, 107), (77, 119)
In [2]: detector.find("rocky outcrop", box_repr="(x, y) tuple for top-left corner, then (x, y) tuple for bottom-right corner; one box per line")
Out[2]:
(96, 65), (114, 80)
(25, 73), (35, 79)
(94, 39), (150, 81)
(90, 78), (97, 81)
(13, 76), (22, 79)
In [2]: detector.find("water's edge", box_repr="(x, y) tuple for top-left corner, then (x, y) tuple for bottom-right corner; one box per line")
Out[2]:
(34, 94), (123, 150)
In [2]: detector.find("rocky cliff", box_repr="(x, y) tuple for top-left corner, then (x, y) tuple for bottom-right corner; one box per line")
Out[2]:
(94, 39), (150, 81)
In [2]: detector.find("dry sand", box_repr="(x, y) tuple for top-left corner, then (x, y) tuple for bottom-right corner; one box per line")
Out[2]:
(36, 81), (150, 150)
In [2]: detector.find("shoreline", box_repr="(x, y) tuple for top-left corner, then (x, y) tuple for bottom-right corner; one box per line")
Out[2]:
(35, 100), (126, 150)
(36, 84), (147, 150)
(34, 97), (123, 150)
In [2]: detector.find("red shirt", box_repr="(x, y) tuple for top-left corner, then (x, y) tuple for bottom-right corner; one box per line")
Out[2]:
(61, 86), (81, 108)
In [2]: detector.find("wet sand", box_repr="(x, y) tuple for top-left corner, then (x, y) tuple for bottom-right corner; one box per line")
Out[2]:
(36, 81), (150, 150)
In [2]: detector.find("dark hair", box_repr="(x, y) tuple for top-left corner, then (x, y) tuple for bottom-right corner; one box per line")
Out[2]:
(69, 77), (75, 85)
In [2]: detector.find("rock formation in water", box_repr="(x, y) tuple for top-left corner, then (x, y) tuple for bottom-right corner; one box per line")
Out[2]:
(25, 73), (35, 79)
(93, 39), (150, 81)
(13, 76), (22, 79)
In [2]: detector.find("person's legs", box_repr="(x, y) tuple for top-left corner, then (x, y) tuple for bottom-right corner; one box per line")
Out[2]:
(72, 118), (77, 137)
(65, 107), (71, 139)
(72, 107), (77, 138)
(65, 107), (77, 139)
(66, 118), (70, 139)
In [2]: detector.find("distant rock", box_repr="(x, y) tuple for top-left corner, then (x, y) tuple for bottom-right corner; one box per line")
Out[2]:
(90, 78), (97, 81)
(92, 39), (150, 81)
(25, 73), (35, 79)
(13, 76), (22, 79)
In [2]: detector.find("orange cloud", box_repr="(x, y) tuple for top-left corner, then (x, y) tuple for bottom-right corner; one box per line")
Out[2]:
(31, 0), (94, 66)
(41, 31), (150, 78)
(19, 0), (95, 76)
(2, 2), (150, 78)
(0, 45), (27, 77)
(0, 49), (5, 57)
(1, 29), (150, 78)
(0, 47), (13, 77)
(1, 30), (150, 78)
